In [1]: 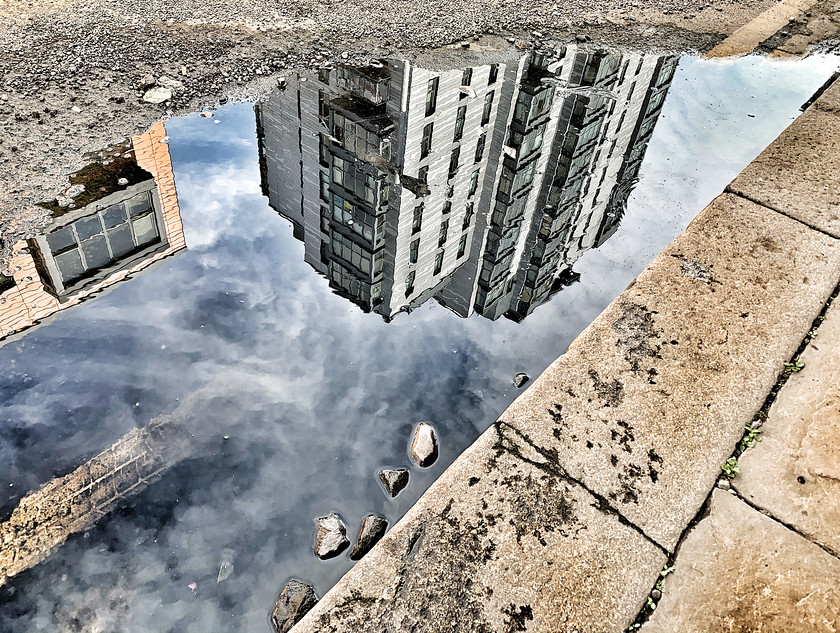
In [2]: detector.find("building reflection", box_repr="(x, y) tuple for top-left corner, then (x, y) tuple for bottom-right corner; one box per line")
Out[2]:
(256, 47), (677, 322)
(0, 121), (187, 345)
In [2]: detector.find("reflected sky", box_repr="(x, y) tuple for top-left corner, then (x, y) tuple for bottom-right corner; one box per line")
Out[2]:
(1, 51), (838, 633)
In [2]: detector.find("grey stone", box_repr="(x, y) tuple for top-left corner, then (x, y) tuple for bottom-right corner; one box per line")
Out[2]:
(292, 427), (666, 633)
(349, 514), (388, 560)
(314, 512), (349, 559)
(642, 491), (840, 633)
(138, 74), (156, 91)
(117, 177), (128, 186)
(513, 372), (530, 388)
(497, 194), (840, 551)
(736, 296), (840, 555)
(379, 468), (409, 497)
(271, 579), (318, 633)
(728, 80), (840, 238)
(142, 87), (172, 104)
(409, 422), (438, 468)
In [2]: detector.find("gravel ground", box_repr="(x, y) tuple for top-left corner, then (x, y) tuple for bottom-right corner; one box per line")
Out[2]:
(0, 0), (815, 266)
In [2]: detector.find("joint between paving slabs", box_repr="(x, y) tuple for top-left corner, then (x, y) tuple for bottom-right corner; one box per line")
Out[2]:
(724, 187), (840, 240)
(729, 487), (840, 561)
(624, 281), (840, 629)
(493, 420), (670, 556)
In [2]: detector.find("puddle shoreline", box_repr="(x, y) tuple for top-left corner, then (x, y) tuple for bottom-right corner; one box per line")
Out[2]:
(1, 47), (839, 632)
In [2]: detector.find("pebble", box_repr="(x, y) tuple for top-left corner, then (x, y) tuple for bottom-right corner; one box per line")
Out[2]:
(651, 589), (662, 600)
(514, 372), (530, 388)
(142, 87), (173, 104)
(314, 512), (349, 559)
(271, 579), (319, 633)
(409, 422), (439, 468)
(379, 468), (409, 497)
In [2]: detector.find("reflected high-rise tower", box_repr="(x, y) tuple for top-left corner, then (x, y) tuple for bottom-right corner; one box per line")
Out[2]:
(256, 46), (677, 323)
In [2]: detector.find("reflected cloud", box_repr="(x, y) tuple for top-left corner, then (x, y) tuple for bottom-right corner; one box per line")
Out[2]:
(256, 46), (677, 322)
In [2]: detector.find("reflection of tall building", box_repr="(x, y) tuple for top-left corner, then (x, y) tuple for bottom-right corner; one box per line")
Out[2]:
(0, 121), (186, 344)
(256, 46), (677, 323)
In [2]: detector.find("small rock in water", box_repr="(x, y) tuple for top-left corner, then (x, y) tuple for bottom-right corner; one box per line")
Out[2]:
(314, 512), (349, 559)
(142, 87), (173, 104)
(271, 579), (319, 633)
(117, 177), (129, 186)
(349, 514), (388, 560)
(651, 588), (662, 600)
(379, 468), (409, 497)
(410, 422), (439, 468)
(217, 549), (235, 583)
(514, 372), (530, 388)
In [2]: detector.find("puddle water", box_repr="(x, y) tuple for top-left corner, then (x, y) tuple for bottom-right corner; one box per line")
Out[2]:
(1, 47), (838, 632)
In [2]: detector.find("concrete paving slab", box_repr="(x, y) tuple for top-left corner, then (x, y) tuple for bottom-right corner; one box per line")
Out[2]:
(736, 296), (840, 556)
(499, 193), (840, 551)
(291, 426), (667, 633)
(642, 490), (840, 633)
(728, 81), (840, 238)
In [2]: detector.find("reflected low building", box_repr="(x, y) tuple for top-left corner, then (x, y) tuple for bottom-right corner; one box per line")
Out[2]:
(0, 121), (186, 344)
(256, 46), (677, 323)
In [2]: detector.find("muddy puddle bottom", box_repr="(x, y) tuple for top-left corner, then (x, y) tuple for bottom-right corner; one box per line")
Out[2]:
(1, 46), (838, 632)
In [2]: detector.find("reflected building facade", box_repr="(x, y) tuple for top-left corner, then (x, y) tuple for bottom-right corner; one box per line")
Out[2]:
(0, 121), (187, 345)
(256, 46), (677, 322)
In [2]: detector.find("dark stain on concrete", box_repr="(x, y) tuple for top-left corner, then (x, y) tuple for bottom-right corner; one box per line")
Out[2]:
(588, 369), (624, 406)
(502, 603), (534, 632)
(612, 302), (662, 373)
(610, 420), (635, 453)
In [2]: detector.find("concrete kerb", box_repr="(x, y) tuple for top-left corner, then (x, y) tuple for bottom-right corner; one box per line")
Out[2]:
(289, 82), (840, 633)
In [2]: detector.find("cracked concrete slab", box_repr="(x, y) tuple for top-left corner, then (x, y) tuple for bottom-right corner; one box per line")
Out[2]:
(728, 80), (840, 238)
(290, 426), (667, 633)
(641, 490), (840, 633)
(736, 295), (840, 556)
(497, 193), (840, 551)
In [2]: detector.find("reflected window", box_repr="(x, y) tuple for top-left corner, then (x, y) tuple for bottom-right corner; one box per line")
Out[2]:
(458, 234), (468, 258)
(463, 203), (474, 230)
(454, 105), (467, 142)
(410, 238), (419, 264)
(474, 132), (486, 163)
(426, 77), (439, 116)
(332, 194), (376, 241)
(405, 270), (415, 295)
(481, 91), (494, 125)
(434, 251), (444, 275)
(421, 122), (434, 159)
(332, 156), (378, 205)
(439, 220), (449, 247)
(330, 231), (372, 273)
(488, 63), (499, 85)
(448, 147), (460, 179)
(418, 166), (428, 184)
(332, 114), (384, 159)
(468, 169), (480, 197)
(45, 191), (159, 286)
(412, 205), (423, 234)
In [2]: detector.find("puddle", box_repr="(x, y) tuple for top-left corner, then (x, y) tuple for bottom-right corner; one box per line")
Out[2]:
(1, 47), (838, 632)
